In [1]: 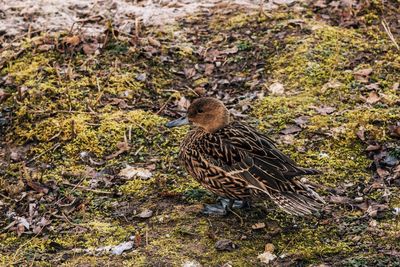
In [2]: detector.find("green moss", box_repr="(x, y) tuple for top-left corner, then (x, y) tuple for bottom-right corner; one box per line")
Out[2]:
(1, 6), (399, 267)
(277, 226), (353, 260)
(253, 22), (399, 186)
(119, 179), (153, 197)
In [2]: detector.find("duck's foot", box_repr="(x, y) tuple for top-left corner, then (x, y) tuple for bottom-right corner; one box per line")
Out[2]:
(202, 198), (249, 216)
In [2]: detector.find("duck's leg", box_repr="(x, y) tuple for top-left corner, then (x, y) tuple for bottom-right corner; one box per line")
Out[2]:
(202, 198), (230, 216)
(202, 197), (248, 216)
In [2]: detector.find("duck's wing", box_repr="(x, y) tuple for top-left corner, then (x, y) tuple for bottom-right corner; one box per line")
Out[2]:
(197, 122), (324, 216)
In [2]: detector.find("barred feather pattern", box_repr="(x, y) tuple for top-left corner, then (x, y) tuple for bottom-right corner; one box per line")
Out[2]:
(179, 121), (325, 216)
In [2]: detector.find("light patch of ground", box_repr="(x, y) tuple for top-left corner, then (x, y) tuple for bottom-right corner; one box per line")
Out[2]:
(0, 0), (295, 38)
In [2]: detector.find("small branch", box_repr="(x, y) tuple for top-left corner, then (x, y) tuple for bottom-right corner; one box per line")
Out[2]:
(381, 19), (400, 51)
(62, 182), (114, 195)
(26, 143), (61, 164)
(156, 95), (173, 115)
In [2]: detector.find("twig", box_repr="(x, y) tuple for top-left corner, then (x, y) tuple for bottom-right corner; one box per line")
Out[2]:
(26, 143), (61, 164)
(228, 207), (244, 226)
(93, 77), (104, 106)
(135, 18), (141, 38)
(258, 0), (267, 18)
(0, 192), (14, 201)
(128, 125), (132, 142)
(134, 145), (144, 156)
(277, 234), (296, 257)
(62, 182), (114, 195)
(381, 19), (399, 50)
(156, 95), (173, 115)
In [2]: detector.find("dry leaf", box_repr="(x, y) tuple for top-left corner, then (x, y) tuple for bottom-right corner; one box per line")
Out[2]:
(313, 106), (336, 115)
(194, 87), (206, 96)
(365, 91), (381, 104)
(119, 165), (152, 179)
(184, 68), (196, 79)
(294, 116), (310, 127)
(215, 239), (238, 251)
(268, 82), (284, 95)
(264, 243), (275, 253)
(137, 209), (153, 218)
(354, 68), (373, 83)
(105, 141), (130, 160)
(356, 128), (365, 141)
(16, 223), (25, 237)
(257, 251), (277, 264)
(366, 203), (388, 218)
(177, 96), (190, 110)
(388, 125), (400, 137)
(204, 64), (214, 75)
(376, 168), (390, 178)
(27, 180), (49, 194)
(366, 144), (381, 151)
(147, 36), (161, 47)
(221, 46), (238, 54)
(63, 35), (80, 46)
(82, 43), (98, 55)
(251, 222), (266, 230)
(280, 124), (302, 135)
(111, 241), (134, 255)
(37, 44), (54, 51)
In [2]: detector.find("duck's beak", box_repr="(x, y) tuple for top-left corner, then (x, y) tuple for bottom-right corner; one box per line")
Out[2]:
(166, 116), (189, 128)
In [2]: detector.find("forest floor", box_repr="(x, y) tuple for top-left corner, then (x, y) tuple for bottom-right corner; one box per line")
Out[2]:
(1, 1), (400, 266)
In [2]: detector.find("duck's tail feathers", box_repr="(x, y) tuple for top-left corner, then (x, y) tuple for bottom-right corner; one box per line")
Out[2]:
(270, 190), (324, 216)
(250, 181), (325, 216)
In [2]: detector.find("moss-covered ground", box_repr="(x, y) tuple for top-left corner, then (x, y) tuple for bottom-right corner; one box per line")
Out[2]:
(1, 2), (399, 266)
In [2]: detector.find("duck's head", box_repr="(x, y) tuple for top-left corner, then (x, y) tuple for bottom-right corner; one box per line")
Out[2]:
(166, 97), (230, 133)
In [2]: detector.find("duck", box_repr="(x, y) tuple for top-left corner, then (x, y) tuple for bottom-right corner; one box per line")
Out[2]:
(166, 97), (324, 216)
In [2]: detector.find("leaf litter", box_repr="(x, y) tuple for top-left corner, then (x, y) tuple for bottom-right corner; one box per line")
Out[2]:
(0, 0), (399, 266)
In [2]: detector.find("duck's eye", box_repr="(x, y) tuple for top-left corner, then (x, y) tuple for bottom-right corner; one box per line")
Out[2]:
(197, 107), (204, 114)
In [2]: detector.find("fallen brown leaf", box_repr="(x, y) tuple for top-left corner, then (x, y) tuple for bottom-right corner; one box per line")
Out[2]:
(376, 168), (390, 178)
(194, 87), (206, 96)
(313, 105), (336, 115)
(27, 180), (49, 194)
(388, 125), (400, 138)
(204, 64), (214, 75)
(221, 46), (238, 54)
(366, 144), (381, 151)
(280, 124), (302, 135)
(177, 96), (190, 110)
(215, 239), (238, 251)
(184, 68), (196, 79)
(251, 222), (266, 230)
(356, 128), (365, 141)
(147, 36), (161, 47)
(268, 82), (284, 95)
(63, 35), (80, 46)
(82, 43), (98, 55)
(0, 89), (11, 103)
(264, 243), (275, 253)
(329, 195), (350, 204)
(137, 209), (153, 218)
(354, 68), (373, 83)
(294, 116), (310, 127)
(105, 141), (130, 160)
(365, 91), (381, 104)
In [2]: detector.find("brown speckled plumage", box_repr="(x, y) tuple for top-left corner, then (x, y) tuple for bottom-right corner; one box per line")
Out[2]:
(168, 97), (324, 216)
